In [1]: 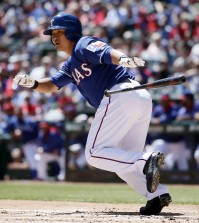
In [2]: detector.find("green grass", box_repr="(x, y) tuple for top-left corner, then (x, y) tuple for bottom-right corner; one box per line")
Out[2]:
(0, 182), (198, 205)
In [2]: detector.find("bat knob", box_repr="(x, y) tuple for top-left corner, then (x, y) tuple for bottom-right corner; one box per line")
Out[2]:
(180, 75), (186, 83)
(104, 90), (110, 97)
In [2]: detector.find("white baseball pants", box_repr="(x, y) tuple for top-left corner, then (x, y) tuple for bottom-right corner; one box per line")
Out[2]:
(85, 80), (169, 200)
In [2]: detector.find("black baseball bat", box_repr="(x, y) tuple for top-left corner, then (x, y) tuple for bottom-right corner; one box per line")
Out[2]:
(104, 75), (186, 97)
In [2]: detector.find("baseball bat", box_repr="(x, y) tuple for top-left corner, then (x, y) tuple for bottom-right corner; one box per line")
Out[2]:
(104, 75), (186, 97)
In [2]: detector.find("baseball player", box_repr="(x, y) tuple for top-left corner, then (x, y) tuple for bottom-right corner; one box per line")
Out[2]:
(13, 13), (171, 215)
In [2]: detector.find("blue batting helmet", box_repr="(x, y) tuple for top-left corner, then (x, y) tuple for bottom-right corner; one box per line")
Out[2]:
(43, 13), (82, 41)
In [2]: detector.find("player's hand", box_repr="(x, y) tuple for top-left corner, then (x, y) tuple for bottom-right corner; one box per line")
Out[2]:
(13, 74), (37, 88)
(119, 56), (145, 68)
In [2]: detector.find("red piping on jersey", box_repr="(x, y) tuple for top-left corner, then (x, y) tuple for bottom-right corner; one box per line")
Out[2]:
(90, 97), (111, 153)
(90, 97), (146, 164)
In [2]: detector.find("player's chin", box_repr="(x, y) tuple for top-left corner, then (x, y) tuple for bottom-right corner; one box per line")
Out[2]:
(55, 45), (62, 51)
(56, 48), (65, 52)
(55, 44), (66, 52)
(55, 43), (61, 48)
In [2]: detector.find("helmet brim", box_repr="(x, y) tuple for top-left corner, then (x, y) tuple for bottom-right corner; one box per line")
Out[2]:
(43, 26), (66, 35)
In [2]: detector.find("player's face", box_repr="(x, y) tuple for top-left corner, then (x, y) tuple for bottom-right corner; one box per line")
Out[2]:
(52, 29), (69, 51)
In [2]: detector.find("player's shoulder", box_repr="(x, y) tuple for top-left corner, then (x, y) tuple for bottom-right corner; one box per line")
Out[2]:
(75, 36), (106, 50)
(74, 36), (109, 61)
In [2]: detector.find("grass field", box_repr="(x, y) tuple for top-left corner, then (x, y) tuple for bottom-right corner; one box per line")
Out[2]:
(0, 181), (198, 205)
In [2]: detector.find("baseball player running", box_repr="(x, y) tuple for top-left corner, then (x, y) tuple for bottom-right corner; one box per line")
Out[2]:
(13, 13), (171, 215)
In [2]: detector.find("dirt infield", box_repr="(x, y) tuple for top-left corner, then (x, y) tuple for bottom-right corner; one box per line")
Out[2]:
(0, 200), (198, 223)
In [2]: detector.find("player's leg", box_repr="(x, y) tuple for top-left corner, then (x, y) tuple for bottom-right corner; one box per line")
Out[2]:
(85, 80), (170, 214)
(85, 81), (153, 176)
(116, 119), (169, 200)
(115, 88), (171, 214)
(86, 89), (151, 173)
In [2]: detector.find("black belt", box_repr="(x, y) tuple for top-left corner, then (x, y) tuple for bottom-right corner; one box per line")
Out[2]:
(117, 78), (132, 84)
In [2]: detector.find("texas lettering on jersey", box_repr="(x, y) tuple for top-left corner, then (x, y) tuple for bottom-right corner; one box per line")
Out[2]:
(50, 36), (128, 108)
(71, 63), (92, 85)
(71, 40), (105, 84)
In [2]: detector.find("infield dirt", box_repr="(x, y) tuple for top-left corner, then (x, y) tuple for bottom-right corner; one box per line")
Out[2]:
(0, 200), (198, 223)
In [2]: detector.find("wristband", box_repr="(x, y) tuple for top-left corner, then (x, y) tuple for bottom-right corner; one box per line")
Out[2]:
(119, 55), (132, 66)
(30, 80), (39, 89)
(119, 55), (128, 62)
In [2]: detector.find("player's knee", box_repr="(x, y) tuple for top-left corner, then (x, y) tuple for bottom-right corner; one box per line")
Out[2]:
(85, 149), (100, 168)
(85, 148), (93, 165)
(86, 155), (96, 168)
(194, 147), (199, 165)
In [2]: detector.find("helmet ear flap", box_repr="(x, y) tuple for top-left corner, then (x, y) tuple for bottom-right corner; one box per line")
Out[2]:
(65, 29), (82, 41)
(65, 29), (74, 41)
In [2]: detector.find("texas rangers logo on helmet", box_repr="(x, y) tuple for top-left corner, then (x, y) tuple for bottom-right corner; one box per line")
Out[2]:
(50, 19), (54, 27)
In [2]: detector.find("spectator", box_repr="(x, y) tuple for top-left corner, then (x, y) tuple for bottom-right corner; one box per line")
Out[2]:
(68, 143), (87, 170)
(186, 59), (199, 95)
(67, 114), (89, 171)
(5, 107), (39, 179)
(7, 148), (29, 172)
(5, 63), (21, 98)
(141, 32), (167, 70)
(29, 56), (57, 79)
(151, 94), (179, 125)
(1, 97), (15, 130)
(57, 88), (77, 121)
(147, 94), (190, 171)
(192, 95), (199, 170)
(176, 90), (199, 121)
(174, 90), (199, 170)
(21, 95), (38, 117)
(102, 1), (129, 40)
(186, 43), (199, 94)
(35, 121), (65, 181)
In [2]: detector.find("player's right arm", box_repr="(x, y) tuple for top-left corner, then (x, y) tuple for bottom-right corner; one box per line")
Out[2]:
(13, 59), (73, 92)
(13, 75), (59, 93)
(35, 78), (59, 93)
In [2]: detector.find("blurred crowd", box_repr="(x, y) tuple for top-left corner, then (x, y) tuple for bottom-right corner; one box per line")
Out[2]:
(0, 0), (199, 181)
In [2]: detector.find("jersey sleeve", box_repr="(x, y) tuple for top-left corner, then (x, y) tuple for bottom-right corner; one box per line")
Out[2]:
(75, 36), (113, 65)
(50, 59), (73, 89)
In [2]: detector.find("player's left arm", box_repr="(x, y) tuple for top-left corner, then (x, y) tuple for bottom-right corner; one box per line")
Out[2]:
(80, 37), (145, 68)
(110, 49), (145, 68)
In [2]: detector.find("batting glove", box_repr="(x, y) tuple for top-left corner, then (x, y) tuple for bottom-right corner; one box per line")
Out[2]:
(119, 56), (145, 68)
(13, 74), (39, 89)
